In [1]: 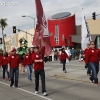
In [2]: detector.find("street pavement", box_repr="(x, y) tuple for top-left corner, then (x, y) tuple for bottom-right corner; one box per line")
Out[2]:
(0, 60), (100, 100)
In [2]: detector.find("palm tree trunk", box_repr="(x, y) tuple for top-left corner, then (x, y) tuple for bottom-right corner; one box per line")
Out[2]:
(2, 26), (5, 52)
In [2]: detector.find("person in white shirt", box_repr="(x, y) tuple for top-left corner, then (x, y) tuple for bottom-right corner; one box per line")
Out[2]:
(65, 47), (71, 61)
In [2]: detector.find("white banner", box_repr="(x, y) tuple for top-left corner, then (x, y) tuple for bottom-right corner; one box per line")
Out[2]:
(81, 10), (92, 50)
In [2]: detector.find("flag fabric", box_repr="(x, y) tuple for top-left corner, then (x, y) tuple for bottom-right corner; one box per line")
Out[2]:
(32, 25), (52, 56)
(35, 0), (47, 28)
(81, 10), (92, 50)
(32, 24), (44, 46)
(43, 36), (52, 56)
(33, 0), (52, 56)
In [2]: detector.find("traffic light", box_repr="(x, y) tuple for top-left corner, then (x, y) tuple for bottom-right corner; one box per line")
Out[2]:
(13, 26), (16, 33)
(0, 38), (2, 44)
(92, 12), (96, 20)
(65, 39), (68, 44)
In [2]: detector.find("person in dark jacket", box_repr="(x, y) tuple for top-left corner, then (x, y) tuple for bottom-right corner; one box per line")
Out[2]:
(60, 48), (69, 73)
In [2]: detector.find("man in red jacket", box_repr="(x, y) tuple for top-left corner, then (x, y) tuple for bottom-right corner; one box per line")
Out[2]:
(84, 43), (91, 75)
(32, 43), (47, 96)
(8, 48), (20, 87)
(85, 41), (100, 86)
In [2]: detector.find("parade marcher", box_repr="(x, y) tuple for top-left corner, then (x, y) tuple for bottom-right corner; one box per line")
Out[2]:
(0, 52), (10, 81)
(23, 49), (33, 82)
(85, 41), (100, 86)
(8, 48), (20, 88)
(84, 43), (91, 75)
(30, 47), (34, 54)
(0, 50), (3, 69)
(60, 48), (69, 73)
(32, 38), (47, 96)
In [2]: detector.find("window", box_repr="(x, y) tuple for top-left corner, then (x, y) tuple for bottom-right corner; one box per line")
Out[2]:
(54, 35), (56, 41)
(62, 34), (64, 41)
(55, 25), (59, 35)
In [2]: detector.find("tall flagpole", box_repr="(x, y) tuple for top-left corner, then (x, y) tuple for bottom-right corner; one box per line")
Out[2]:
(82, 8), (91, 41)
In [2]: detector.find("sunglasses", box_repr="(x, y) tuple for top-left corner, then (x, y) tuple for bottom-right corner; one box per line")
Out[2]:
(91, 44), (94, 45)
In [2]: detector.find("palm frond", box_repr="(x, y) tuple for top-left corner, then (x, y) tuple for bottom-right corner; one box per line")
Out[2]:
(0, 18), (8, 28)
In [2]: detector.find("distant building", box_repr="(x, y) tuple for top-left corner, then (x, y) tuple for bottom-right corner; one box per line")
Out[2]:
(48, 12), (76, 47)
(4, 28), (35, 52)
(48, 12), (100, 49)
(71, 19), (100, 49)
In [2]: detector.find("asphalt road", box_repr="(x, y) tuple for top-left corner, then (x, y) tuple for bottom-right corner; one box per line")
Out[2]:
(0, 60), (100, 100)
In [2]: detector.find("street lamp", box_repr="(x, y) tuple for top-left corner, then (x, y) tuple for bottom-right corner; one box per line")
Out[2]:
(22, 15), (35, 28)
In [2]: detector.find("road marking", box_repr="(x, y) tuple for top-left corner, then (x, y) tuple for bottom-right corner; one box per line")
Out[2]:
(0, 81), (52, 100)
(46, 75), (90, 83)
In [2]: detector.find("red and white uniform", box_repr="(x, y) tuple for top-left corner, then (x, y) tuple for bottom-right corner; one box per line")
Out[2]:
(85, 48), (100, 64)
(32, 47), (45, 70)
(60, 52), (69, 62)
(1, 56), (8, 66)
(23, 54), (33, 66)
(0, 54), (3, 66)
(8, 54), (20, 68)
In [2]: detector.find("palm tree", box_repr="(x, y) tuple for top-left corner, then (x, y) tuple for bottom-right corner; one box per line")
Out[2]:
(0, 18), (8, 52)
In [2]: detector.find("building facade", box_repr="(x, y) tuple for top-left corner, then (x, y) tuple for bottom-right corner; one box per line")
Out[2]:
(4, 28), (35, 52)
(48, 12), (76, 47)
(71, 19), (100, 49)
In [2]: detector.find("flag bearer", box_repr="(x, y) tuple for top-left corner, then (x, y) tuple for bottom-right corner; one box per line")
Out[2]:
(32, 38), (47, 96)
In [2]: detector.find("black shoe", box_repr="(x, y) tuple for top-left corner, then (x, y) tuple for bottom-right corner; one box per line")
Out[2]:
(30, 80), (32, 82)
(15, 85), (18, 88)
(10, 84), (13, 87)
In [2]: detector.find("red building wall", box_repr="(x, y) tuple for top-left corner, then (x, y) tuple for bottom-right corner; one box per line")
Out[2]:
(48, 14), (76, 47)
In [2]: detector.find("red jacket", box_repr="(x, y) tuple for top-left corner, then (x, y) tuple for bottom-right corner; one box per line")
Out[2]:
(1, 56), (8, 66)
(85, 48), (100, 64)
(30, 51), (35, 63)
(0, 54), (3, 66)
(23, 53), (33, 66)
(8, 54), (20, 68)
(84, 48), (89, 55)
(60, 52), (69, 62)
(32, 47), (45, 70)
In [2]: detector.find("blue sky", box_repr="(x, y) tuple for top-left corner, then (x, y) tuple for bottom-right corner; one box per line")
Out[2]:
(0, 0), (100, 36)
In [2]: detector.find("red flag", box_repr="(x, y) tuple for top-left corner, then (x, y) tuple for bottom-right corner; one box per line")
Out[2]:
(35, 0), (47, 28)
(43, 36), (52, 56)
(33, 0), (52, 56)
(32, 25), (52, 56)
(32, 24), (43, 46)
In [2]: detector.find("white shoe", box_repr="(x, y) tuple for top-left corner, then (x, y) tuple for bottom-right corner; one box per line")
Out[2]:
(35, 91), (38, 94)
(64, 70), (67, 73)
(43, 92), (47, 96)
